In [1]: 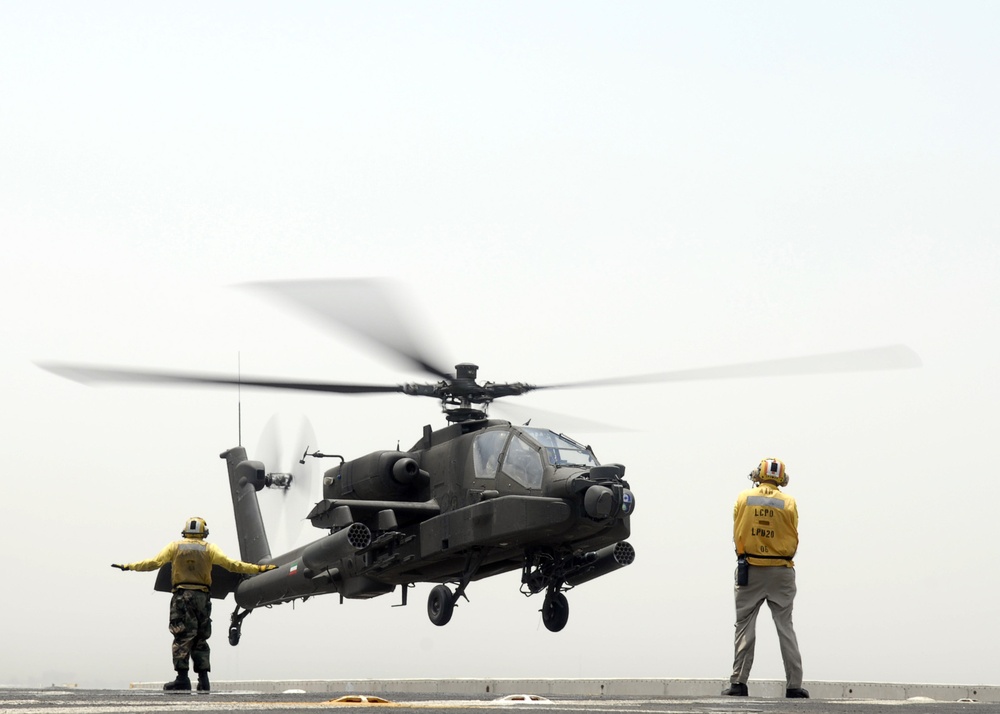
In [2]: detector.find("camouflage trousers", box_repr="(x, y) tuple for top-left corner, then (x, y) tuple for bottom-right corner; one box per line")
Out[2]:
(169, 588), (212, 672)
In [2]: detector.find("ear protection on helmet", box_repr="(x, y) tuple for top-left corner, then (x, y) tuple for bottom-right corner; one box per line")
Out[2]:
(182, 516), (209, 538)
(749, 458), (789, 487)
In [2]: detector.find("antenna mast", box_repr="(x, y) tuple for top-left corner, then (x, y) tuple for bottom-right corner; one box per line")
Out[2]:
(238, 352), (242, 446)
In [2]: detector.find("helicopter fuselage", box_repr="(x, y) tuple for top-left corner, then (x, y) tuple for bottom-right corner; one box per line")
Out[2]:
(224, 418), (634, 623)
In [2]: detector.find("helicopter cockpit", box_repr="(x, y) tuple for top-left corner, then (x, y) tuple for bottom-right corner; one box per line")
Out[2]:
(520, 427), (599, 469)
(473, 426), (599, 491)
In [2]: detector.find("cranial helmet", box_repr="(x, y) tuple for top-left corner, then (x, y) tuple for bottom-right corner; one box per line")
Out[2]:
(182, 516), (209, 539)
(750, 458), (789, 487)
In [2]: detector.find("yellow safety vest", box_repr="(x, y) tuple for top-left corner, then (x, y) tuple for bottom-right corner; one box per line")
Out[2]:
(733, 483), (798, 567)
(172, 539), (214, 590)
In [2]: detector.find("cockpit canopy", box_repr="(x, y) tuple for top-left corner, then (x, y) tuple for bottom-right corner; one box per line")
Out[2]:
(473, 426), (599, 490)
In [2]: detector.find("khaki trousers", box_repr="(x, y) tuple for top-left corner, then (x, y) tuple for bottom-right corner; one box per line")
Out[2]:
(730, 564), (803, 688)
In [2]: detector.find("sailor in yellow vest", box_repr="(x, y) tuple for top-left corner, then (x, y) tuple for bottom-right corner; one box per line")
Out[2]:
(722, 459), (809, 699)
(112, 517), (275, 693)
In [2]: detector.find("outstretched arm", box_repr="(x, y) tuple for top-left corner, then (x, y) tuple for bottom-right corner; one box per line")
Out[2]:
(113, 542), (177, 572)
(207, 543), (276, 575)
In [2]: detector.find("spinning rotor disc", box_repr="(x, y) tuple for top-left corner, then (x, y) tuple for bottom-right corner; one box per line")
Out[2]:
(35, 279), (923, 426)
(255, 413), (318, 554)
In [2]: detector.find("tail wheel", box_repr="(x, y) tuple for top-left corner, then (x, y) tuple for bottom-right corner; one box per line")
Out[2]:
(228, 606), (250, 646)
(427, 584), (455, 626)
(541, 591), (569, 632)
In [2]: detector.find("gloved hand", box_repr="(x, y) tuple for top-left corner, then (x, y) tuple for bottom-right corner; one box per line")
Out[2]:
(258, 564), (277, 572)
(111, 563), (128, 571)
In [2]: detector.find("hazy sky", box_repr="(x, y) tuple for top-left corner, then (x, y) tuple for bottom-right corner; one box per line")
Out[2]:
(2, 1), (998, 690)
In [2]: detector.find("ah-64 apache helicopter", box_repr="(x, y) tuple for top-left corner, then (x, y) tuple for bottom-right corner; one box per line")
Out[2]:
(38, 279), (921, 644)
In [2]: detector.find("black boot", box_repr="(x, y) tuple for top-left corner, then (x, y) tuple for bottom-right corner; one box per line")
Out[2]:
(196, 671), (210, 693)
(722, 682), (748, 696)
(163, 670), (191, 692)
(786, 687), (810, 698)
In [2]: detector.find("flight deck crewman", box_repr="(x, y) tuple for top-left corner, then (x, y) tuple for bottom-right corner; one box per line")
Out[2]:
(722, 458), (809, 699)
(112, 517), (276, 693)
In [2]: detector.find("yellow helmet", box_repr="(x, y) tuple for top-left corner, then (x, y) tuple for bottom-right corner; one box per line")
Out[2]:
(182, 516), (209, 539)
(750, 458), (789, 487)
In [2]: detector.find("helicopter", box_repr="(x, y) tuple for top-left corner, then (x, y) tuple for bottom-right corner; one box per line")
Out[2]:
(37, 278), (921, 643)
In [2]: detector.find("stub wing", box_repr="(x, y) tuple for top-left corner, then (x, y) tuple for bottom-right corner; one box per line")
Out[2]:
(153, 564), (245, 599)
(307, 498), (441, 530)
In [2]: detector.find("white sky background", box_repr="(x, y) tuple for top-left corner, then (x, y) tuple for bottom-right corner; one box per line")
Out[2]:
(1, 0), (998, 689)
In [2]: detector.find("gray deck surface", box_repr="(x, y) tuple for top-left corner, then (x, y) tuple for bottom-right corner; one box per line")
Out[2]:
(1, 681), (997, 714)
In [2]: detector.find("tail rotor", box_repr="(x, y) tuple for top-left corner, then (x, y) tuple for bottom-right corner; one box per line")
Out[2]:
(256, 413), (318, 554)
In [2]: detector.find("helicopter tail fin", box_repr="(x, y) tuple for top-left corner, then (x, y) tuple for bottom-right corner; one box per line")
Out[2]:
(221, 447), (272, 564)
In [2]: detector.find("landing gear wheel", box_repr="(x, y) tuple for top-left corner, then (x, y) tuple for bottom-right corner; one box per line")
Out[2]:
(229, 605), (251, 646)
(427, 584), (455, 626)
(541, 591), (569, 632)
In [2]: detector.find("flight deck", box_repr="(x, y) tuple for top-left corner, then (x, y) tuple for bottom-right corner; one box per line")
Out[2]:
(2, 679), (997, 714)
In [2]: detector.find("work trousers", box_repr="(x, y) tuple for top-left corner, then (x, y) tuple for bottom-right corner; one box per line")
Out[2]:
(729, 564), (802, 688)
(169, 588), (212, 673)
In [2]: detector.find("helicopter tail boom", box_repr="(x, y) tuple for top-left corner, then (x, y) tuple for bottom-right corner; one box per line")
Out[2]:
(233, 523), (376, 609)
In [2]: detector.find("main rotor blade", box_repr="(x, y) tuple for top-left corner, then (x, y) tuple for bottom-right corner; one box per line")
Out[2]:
(536, 344), (922, 390)
(240, 278), (454, 380)
(36, 362), (406, 395)
(491, 401), (633, 434)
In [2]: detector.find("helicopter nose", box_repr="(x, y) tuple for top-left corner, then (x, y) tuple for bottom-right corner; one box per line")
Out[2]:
(583, 484), (636, 519)
(584, 485), (615, 518)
